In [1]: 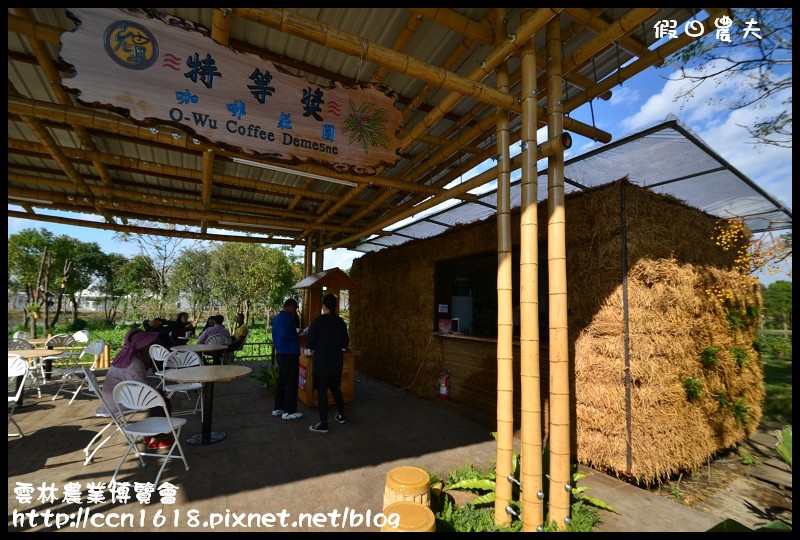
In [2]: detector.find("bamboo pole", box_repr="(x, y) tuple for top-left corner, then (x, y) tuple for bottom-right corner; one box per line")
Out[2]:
(303, 236), (313, 327)
(561, 8), (658, 76)
(8, 138), (354, 205)
(7, 172), (352, 228)
(211, 8), (231, 46)
(397, 8), (562, 151)
(6, 185), (356, 235)
(372, 12), (424, 84)
(493, 8), (514, 528)
(563, 7), (731, 112)
(518, 9), (544, 532)
(323, 133), (569, 251)
(232, 8), (522, 113)
(7, 210), (295, 245)
(546, 16), (571, 530)
(201, 148), (214, 209)
(13, 9), (115, 190)
(562, 7), (654, 59)
(7, 95), (450, 197)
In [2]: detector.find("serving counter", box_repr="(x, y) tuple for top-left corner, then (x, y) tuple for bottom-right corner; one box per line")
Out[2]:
(298, 349), (358, 407)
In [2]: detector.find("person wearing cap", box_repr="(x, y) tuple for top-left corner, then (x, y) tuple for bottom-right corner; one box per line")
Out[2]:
(271, 298), (303, 421)
(306, 293), (350, 433)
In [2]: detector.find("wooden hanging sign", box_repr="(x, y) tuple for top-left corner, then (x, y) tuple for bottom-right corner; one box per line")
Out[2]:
(60, 8), (403, 174)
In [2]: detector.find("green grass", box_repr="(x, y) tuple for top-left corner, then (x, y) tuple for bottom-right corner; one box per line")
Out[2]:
(761, 341), (792, 423)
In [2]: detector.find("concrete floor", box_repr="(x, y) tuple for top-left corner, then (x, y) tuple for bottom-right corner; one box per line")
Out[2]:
(8, 362), (742, 532)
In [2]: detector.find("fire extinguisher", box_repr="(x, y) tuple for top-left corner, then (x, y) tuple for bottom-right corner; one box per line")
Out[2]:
(438, 369), (450, 400)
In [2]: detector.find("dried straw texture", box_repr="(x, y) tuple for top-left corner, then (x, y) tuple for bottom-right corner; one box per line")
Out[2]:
(569, 181), (764, 483)
(351, 178), (764, 483)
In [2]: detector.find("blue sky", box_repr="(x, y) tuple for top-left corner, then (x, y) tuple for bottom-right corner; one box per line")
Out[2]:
(8, 34), (792, 285)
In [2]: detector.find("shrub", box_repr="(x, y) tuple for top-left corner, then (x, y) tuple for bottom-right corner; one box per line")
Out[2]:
(683, 378), (703, 402)
(700, 346), (720, 369)
(731, 347), (748, 368)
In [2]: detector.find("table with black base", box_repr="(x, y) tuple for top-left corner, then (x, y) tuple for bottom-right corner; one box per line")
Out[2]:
(162, 364), (252, 445)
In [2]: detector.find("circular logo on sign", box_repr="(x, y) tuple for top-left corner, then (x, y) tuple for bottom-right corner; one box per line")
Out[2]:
(103, 20), (159, 70)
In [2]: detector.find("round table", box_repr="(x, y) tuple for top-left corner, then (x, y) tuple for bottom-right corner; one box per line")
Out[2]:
(8, 349), (56, 407)
(171, 342), (229, 366)
(171, 343), (227, 353)
(162, 364), (252, 445)
(26, 337), (50, 347)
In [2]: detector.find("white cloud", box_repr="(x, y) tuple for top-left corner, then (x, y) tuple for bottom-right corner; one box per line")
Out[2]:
(620, 61), (792, 210)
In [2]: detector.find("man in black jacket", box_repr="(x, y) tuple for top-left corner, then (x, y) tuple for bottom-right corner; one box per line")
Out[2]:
(306, 294), (349, 433)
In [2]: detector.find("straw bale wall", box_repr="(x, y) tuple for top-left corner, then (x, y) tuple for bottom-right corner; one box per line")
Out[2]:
(350, 178), (764, 483)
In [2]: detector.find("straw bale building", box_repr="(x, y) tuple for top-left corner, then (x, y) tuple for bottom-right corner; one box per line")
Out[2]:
(350, 178), (764, 483)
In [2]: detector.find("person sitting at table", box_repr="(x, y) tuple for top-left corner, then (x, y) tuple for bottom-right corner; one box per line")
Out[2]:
(170, 312), (196, 344)
(223, 312), (249, 364)
(143, 317), (176, 368)
(100, 326), (175, 449)
(196, 314), (231, 365)
(201, 316), (215, 332)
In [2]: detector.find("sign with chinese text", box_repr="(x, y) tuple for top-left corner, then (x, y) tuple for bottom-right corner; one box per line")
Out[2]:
(60, 8), (403, 174)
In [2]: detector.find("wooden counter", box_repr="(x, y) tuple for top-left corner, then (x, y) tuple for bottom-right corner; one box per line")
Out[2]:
(298, 350), (358, 407)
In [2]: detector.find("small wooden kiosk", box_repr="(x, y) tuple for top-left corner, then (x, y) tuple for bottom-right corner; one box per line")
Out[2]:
(293, 268), (360, 408)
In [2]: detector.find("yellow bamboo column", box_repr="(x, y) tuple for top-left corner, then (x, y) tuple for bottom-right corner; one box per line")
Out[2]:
(493, 7), (514, 528)
(517, 9), (544, 532)
(546, 16), (571, 529)
(302, 236), (313, 327)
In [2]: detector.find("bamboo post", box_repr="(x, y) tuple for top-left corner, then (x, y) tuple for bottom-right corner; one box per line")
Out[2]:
(493, 8), (514, 528)
(546, 16), (571, 530)
(518, 8), (544, 532)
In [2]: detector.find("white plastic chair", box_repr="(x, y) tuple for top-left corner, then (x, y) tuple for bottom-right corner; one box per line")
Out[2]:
(7, 339), (33, 350)
(72, 330), (91, 344)
(163, 351), (204, 420)
(204, 334), (228, 364)
(56, 339), (106, 404)
(42, 334), (79, 382)
(149, 344), (172, 389)
(111, 380), (189, 486)
(8, 355), (30, 437)
(8, 340), (44, 398)
(12, 331), (31, 341)
(81, 366), (135, 465)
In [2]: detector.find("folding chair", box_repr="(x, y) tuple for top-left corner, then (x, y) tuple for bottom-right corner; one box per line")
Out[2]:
(149, 344), (172, 389)
(51, 337), (97, 402)
(42, 333), (78, 382)
(56, 339), (106, 404)
(81, 366), (135, 465)
(204, 334), (228, 364)
(111, 381), (189, 486)
(8, 355), (30, 437)
(72, 330), (91, 344)
(8, 340), (44, 398)
(163, 350), (204, 421)
(12, 331), (31, 341)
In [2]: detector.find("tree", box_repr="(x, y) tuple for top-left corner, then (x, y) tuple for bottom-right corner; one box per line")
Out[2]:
(49, 235), (106, 324)
(170, 247), (213, 322)
(8, 228), (105, 330)
(752, 231), (792, 279)
(663, 8), (792, 148)
(114, 223), (195, 310)
(96, 253), (131, 324)
(115, 255), (161, 322)
(8, 228), (54, 330)
(761, 280), (792, 331)
(208, 243), (300, 325)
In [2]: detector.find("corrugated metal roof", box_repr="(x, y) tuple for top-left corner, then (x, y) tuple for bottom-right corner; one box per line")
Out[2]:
(8, 7), (791, 253)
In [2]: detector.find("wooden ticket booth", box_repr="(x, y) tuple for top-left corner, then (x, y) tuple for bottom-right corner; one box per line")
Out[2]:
(293, 268), (360, 407)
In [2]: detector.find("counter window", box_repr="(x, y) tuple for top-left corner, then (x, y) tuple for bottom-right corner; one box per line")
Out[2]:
(433, 245), (549, 338)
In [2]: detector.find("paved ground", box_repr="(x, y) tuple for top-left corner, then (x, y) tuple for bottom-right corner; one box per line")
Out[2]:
(7, 362), (789, 532)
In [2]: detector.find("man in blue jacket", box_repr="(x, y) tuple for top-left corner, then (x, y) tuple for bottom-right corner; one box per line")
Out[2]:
(271, 298), (303, 421)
